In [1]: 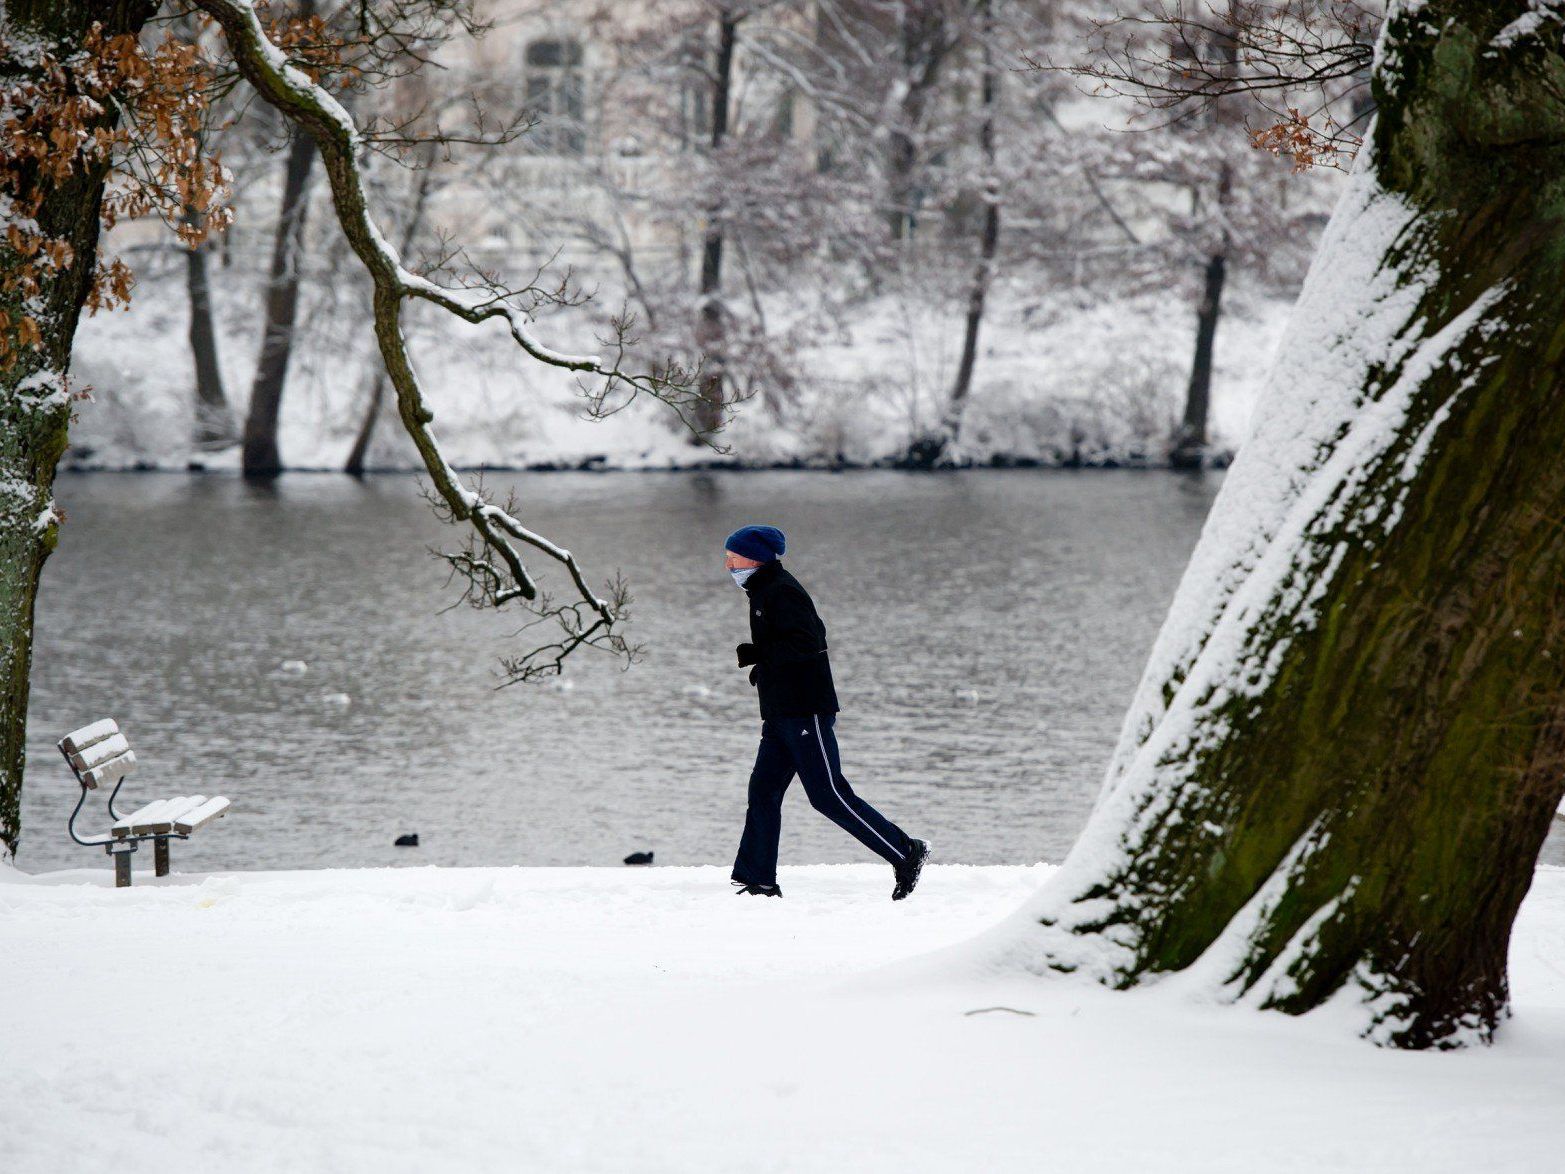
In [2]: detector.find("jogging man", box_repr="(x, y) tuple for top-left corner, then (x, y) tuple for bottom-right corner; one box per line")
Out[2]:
(724, 524), (929, 900)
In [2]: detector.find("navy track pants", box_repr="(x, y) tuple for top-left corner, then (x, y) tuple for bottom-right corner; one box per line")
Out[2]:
(732, 713), (913, 887)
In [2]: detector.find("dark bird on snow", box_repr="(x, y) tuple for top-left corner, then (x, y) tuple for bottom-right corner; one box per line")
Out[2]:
(623, 850), (654, 865)
(394, 833), (420, 847)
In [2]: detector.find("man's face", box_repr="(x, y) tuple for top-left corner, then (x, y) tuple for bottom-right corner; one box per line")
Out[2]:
(724, 549), (763, 571)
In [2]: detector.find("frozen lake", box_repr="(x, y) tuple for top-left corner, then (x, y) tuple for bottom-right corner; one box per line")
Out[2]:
(26, 469), (1554, 876)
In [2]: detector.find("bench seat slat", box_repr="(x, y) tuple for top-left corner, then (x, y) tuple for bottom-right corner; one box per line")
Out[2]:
(60, 719), (119, 758)
(173, 796), (230, 834)
(112, 795), (194, 837)
(112, 798), (172, 837)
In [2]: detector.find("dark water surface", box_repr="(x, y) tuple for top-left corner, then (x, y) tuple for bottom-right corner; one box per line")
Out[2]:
(22, 469), (1228, 874)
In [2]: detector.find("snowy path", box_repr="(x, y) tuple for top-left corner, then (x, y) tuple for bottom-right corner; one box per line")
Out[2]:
(4, 863), (1565, 1173)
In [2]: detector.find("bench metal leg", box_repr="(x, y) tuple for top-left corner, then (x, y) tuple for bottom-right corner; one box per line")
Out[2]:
(154, 838), (170, 877)
(113, 847), (133, 888)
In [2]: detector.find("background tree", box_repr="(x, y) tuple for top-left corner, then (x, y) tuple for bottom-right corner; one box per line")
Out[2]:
(1057, 0), (1381, 466)
(880, 0), (964, 241)
(1168, 4), (1237, 468)
(942, 0), (1002, 459)
(240, 93), (316, 475)
(483, 0), (1185, 467)
(692, 5), (739, 437)
(997, 0), (1565, 1048)
(492, 0), (852, 443)
(234, 0), (498, 476)
(906, 0), (1061, 465)
(1073, 0), (1382, 161)
(185, 136), (238, 449)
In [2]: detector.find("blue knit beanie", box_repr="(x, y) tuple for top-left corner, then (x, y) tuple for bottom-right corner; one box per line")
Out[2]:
(725, 524), (786, 563)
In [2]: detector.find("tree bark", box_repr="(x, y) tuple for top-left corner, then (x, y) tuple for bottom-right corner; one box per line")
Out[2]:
(241, 107), (318, 477)
(693, 9), (737, 439)
(186, 205), (236, 451)
(1006, 0), (1565, 1049)
(0, 0), (159, 854)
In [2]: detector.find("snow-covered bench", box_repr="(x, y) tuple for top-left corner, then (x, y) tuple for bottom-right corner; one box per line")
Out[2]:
(59, 719), (231, 887)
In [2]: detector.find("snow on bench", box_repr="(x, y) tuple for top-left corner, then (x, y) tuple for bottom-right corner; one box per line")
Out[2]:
(173, 797), (231, 836)
(58, 719), (232, 888)
(110, 795), (232, 838)
(60, 722), (137, 791)
(113, 795), (218, 838)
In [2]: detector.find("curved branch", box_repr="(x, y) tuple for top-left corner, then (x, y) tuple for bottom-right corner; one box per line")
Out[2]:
(193, 0), (681, 677)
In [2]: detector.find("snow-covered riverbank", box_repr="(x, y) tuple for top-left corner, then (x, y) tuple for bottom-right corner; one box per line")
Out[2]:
(66, 279), (1292, 472)
(5, 862), (1564, 1173)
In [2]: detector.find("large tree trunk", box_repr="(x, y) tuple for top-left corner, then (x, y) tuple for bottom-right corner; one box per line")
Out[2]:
(693, 9), (737, 439)
(186, 205), (236, 451)
(241, 118), (317, 477)
(1004, 0), (1565, 1049)
(0, 0), (158, 854)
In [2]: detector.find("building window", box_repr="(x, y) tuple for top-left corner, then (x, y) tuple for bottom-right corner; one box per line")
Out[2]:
(525, 39), (585, 155)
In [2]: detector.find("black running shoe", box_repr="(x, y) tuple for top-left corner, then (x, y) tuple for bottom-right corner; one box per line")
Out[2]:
(732, 881), (783, 897)
(892, 840), (930, 901)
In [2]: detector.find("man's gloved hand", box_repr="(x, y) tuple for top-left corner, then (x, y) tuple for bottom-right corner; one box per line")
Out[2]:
(748, 665), (759, 686)
(736, 642), (759, 668)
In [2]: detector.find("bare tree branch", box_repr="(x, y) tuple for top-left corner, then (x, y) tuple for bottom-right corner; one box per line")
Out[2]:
(1034, 1), (1381, 165)
(192, 0), (704, 681)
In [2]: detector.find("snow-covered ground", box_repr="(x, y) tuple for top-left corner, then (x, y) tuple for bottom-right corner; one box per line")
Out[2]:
(4, 861), (1565, 1173)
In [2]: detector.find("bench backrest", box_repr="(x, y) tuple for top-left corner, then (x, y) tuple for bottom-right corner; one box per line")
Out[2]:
(59, 719), (137, 790)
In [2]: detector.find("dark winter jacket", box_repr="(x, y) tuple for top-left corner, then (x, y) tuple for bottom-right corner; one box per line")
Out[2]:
(736, 561), (839, 719)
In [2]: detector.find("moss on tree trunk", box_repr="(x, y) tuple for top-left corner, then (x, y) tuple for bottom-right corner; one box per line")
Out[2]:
(1019, 0), (1565, 1048)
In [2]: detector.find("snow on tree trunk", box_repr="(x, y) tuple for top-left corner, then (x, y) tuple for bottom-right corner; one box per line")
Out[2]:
(1002, 0), (1565, 1049)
